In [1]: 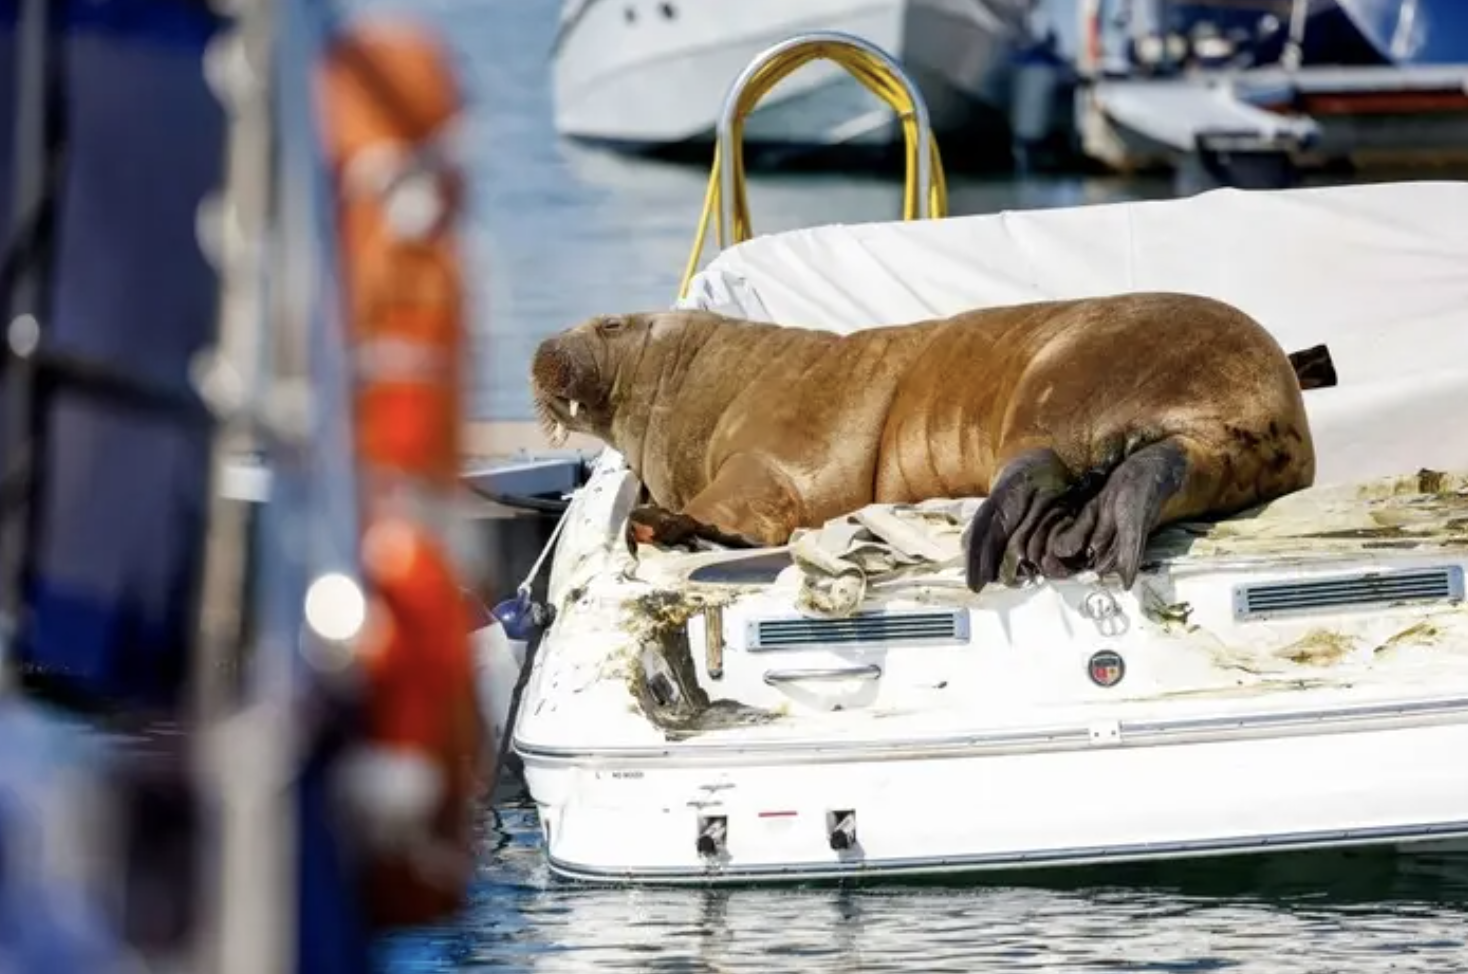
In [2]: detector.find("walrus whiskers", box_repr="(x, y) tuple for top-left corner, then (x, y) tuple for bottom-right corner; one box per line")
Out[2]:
(531, 396), (566, 447)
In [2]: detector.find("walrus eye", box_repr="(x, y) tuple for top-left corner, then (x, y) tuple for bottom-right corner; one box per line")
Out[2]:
(598, 316), (626, 335)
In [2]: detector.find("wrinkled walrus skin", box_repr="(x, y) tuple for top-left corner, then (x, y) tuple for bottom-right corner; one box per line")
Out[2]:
(530, 293), (1316, 593)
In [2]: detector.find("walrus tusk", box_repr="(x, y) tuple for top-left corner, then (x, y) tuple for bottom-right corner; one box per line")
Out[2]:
(550, 422), (568, 447)
(569, 400), (581, 418)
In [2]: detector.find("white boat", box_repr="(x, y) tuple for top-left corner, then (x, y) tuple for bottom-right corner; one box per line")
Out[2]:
(476, 171), (1468, 884)
(550, 0), (1034, 164)
(481, 28), (1468, 884)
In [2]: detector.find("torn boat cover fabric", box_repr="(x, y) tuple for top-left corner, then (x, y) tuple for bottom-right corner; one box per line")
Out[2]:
(785, 499), (980, 618)
(782, 469), (1468, 619)
(674, 181), (1468, 617)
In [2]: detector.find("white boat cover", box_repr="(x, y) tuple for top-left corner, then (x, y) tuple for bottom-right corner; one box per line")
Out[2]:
(679, 180), (1468, 489)
(674, 181), (1468, 615)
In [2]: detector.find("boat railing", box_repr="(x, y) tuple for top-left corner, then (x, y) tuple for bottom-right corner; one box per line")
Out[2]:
(3, 0), (484, 967)
(678, 30), (950, 299)
(1282, 0), (1310, 70)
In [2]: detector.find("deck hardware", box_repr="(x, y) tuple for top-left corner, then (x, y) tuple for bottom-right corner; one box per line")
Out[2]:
(640, 646), (684, 706)
(763, 664), (883, 686)
(696, 814), (728, 858)
(827, 810), (858, 851)
(1083, 590), (1118, 619)
(679, 31), (948, 299)
(1087, 650), (1126, 688)
(749, 610), (968, 651)
(1081, 589), (1129, 637)
(1233, 565), (1464, 622)
(703, 605), (725, 680)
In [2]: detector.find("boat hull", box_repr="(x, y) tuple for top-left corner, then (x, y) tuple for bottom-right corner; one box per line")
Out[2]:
(476, 458), (1468, 886)
(1298, 0), (1468, 67)
(509, 687), (1468, 884)
(550, 0), (1031, 167)
(481, 182), (1468, 887)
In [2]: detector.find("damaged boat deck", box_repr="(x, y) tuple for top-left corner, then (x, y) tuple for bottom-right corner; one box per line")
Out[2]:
(515, 464), (1468, 755)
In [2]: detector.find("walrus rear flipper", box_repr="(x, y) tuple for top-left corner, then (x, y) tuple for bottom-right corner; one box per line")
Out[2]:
(1289, 343), (1337, 390)
(965, 441), (1191, 594)
(964, 449), (1090, 591)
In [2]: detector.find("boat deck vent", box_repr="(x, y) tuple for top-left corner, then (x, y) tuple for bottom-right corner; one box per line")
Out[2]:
(747, 610), (970, 651)
(1234, 565), (1465, 621)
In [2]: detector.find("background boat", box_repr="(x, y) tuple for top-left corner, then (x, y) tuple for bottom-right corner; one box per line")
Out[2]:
(1256, 0), (1468, 67)
(1049, 0), (1468, 73)
(550, 0), (1035, 170)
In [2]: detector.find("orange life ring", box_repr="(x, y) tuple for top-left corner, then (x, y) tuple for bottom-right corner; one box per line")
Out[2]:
(316, 16), (484, 930)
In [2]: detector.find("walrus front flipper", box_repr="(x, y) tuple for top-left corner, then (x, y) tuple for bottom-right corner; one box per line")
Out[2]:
(628, 504), (763, 551)
(680, 452), (806, 548)
(628, 453), (804, 551)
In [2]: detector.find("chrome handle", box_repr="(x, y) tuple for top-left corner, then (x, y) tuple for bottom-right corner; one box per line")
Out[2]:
(714, 31), (937, 237)
(763, 664), (883, 686)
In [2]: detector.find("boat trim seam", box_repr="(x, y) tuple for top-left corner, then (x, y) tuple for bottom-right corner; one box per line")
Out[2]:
(543, 820), (1468, 885)
(515, 694), (1468, 768)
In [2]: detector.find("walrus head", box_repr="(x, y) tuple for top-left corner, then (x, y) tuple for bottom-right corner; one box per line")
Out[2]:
(530, 313), (653, 447)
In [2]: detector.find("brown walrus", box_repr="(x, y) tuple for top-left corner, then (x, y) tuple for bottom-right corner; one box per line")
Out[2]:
(530, 292), (1316, 593)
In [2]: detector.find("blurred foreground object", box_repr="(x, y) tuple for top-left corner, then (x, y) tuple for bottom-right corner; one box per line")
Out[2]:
(317, 18), (484, 930)
(0, 1), (484, 970)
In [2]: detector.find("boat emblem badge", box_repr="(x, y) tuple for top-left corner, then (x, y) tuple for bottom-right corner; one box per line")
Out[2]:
(1087, 650), (1126, 688)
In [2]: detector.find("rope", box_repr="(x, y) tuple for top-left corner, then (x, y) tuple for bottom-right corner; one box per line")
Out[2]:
(517, 504), (569, 601)
(678, 39), (950, 298)
(482, 492), (570, 801)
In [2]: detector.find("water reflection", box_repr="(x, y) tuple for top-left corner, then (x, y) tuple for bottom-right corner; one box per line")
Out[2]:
(374, 790), (1468, 974)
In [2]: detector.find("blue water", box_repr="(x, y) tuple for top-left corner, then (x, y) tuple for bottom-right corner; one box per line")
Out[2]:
(353, 0), (1468, 969)
(378, 784), (1468, 973)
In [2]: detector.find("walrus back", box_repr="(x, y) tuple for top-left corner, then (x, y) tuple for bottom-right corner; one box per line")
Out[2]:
(873, 292), (1315, 517)
(1058, 292), (1316, 519)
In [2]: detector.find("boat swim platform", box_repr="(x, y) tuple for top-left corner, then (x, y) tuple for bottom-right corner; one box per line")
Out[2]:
(459, 421), (599, 509)
(462, 419), (601, 461)
(1081, 63), (1468, 179)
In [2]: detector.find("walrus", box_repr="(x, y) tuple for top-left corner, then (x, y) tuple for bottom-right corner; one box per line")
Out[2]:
(530, 292), (1316, 593)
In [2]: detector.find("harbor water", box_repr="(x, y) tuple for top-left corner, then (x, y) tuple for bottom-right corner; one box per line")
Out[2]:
(363, 0), (1468, 969)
